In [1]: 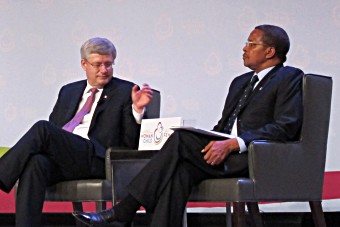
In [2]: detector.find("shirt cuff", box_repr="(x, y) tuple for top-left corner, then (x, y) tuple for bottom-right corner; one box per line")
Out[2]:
(132, 105), (144, 124)
(236, 136), (247, 153)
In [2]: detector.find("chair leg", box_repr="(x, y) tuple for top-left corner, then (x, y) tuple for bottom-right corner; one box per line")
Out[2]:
(72, 202), (83, 212)
(182, 207), (188, 227)
(247, 202), (263, 227)
(233, 202), (246, 227)
(72, 202), (87, 227)
(95, 201), (107, 211)
(309, 201), (326, 227)
(226, 203), (232, 227)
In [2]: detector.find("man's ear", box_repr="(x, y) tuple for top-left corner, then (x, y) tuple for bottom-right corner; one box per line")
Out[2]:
(265, 47), (276, 59)
(81, 59), (87, 71)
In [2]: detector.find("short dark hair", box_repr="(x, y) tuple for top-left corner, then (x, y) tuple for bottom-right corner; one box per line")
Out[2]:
(255, 24), (290, 63)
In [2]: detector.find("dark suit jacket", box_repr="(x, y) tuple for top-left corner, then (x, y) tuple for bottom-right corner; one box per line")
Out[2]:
(48, 77), (140, 158)
(213, 65), (304, 146)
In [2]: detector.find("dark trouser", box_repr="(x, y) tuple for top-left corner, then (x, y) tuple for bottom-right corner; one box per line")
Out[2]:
(0, 120), (105, 227)
(127, 130), (248, 227)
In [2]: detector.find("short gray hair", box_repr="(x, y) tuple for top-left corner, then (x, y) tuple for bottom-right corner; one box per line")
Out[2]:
(80, 37), (117, 60)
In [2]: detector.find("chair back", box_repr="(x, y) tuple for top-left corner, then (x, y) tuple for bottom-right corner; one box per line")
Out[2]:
(44, 90), (161, 206)
(299, 74), (332, 197)
(105, 89), (161, 180)
(143, 89), (161, 119)
(249, 74), (332, 201)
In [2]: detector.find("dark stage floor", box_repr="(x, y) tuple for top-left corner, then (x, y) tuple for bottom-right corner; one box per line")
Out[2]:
(1, 212), (340, 227)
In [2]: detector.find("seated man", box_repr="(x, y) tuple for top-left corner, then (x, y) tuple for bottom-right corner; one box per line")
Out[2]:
(74, 24), (304, 227)
(0, 37), (153, 227)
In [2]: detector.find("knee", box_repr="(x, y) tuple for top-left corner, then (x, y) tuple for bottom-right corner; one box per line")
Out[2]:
(29, 120), (55, 135)
(19, 154), (56, 188)
(31, 120), (50, 130)
(25, 154), (51, 173)
(171, 130), (196, 142)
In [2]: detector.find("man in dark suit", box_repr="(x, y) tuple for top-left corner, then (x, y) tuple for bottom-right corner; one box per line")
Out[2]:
(74, 24), (304, 227)
(0, 37), (153, 226)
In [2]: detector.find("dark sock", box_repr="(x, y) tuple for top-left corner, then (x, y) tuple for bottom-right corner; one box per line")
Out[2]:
(113, 194), (141, 222)
(0, 180), (10, 193)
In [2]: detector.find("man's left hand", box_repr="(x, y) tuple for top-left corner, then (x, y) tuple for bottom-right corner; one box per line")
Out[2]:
(201, 138), (240, 166)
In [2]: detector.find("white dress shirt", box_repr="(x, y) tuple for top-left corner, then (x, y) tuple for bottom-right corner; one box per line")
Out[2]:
(72, 82), (143, 139)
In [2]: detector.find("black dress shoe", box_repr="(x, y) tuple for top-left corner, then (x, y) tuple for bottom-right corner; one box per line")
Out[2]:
(73, 209), (126, 227)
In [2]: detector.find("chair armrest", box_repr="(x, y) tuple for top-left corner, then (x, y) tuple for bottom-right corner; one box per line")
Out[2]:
(247, 140), (318, 200)
(248, 140), (303, 181)
(105, 149), (113, 180)
(105, 148), (157, 180)
(108, 148), (157, 203)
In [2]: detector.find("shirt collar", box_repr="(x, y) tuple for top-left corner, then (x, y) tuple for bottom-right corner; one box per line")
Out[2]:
(85, 81), (104, 94)
(254, 66), (275, 81)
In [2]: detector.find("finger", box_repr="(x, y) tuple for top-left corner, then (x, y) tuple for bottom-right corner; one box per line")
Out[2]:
(132, 84), (139, 93)
(201, 141), (214, 153)
(203, 149), (212, 161)
(142, 83), (150, 89)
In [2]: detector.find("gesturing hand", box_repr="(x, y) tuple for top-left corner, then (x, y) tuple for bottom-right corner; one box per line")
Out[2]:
(131, 83), (153, 113)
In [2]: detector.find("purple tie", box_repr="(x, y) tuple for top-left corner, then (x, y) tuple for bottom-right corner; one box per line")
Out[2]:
(62, 88), (99, 132)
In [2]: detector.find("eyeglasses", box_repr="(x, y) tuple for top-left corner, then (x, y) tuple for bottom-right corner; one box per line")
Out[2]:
(245, 41), (266, 48)
(85, 60), (114, 70)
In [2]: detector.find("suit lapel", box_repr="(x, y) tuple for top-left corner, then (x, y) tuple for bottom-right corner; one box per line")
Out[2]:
(89, 78), (118, 130)
(243, 64), (284, 107)
(64, 82), (87, 122)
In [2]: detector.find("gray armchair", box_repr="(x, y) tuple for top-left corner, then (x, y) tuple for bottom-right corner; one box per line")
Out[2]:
(109, 74), (332, 227)
(189, 74), (332, 226)
(43, 89), (161, 213)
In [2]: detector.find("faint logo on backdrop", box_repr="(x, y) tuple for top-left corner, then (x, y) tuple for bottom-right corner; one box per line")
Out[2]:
(71, 21), (90, 44)
(0, 73), (8, 90)
(34, 0), (54, 9)
(181, 98), (200, 112)
(140, 63), (164, 78)
(4, 104), (17, 122)
(264, 12), (291, 26)
(163, 95), (177, 115)
(0, 1), (11, 12)
(0, 29), (15, 53)
(22, 33), (44, 49)
(289, 45), (310, 68)
(182, 19), (206, 35)
(333, 4), (340, 26)
(204, 52), (222, 76)
(62, 70), (82, 83)
(238, 7), (258, 30)
(155, 14), (173, 40)
(96, 29), (123, 43)
(42, 63), (57, 86)
(319, 51), (338, 66)
(115, 58), (135, 81)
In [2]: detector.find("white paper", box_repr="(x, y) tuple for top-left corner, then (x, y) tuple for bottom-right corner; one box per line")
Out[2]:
(170, 126), (235, 139)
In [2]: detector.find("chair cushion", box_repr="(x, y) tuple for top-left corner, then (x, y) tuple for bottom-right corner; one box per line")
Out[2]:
(45, 179), (112, 202)
(189, 178), (255, 202)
